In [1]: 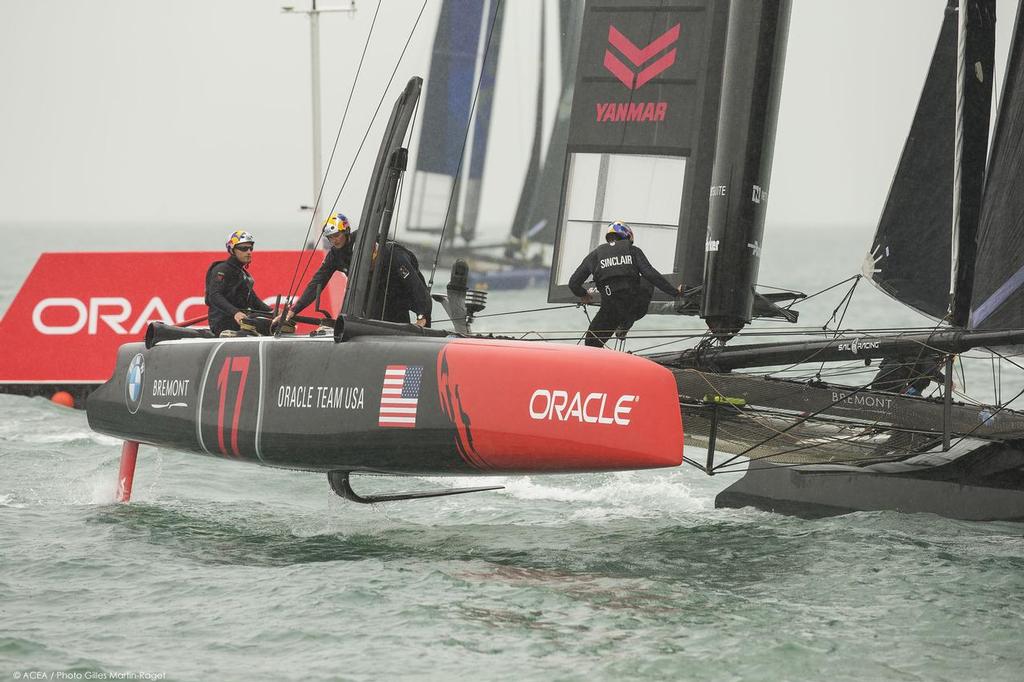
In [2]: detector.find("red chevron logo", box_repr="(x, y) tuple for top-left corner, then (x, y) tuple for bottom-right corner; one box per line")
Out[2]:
(603, 23), (680, 90)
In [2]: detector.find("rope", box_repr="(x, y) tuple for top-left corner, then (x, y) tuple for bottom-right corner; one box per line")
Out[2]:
(288, 0), (430, 304)
(284, 0), (384, 304)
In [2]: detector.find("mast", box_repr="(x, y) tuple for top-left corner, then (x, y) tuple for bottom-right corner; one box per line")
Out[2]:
(283, 1), (357, 233)
(345, 78), (423, 319)
(950, 0), (996, 326)
(950, 0), (967, 320)
(309, 0), (324, 231)
(701, 0), (791, 337)
(664, 328), (1024, 373)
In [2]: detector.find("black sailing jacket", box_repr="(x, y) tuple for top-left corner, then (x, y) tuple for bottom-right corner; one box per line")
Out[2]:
(568, 241), (677, 298)
(204, 256), (272, 334)
(370, 242), (432, 324)
(292, 236), (356, 315)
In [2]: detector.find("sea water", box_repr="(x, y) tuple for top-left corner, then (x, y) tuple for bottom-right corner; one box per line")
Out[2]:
(2, 223), (1023, 681)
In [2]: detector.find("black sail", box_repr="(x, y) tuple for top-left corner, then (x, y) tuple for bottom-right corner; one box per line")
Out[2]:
(863, 4), (958, 320)
(970, 0), (1024, 330)
(864, 0), (994, 324)
(511, 0), (586, 249)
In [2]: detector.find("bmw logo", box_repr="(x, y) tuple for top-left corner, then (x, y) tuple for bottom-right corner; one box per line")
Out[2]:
(125, 353), (145, 414)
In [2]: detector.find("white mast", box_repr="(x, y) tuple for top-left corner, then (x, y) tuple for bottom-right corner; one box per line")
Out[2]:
(283, 1), (357, 234)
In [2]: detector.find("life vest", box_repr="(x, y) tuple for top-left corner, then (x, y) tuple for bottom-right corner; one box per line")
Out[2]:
(592, 241), (639, 288)
(204, 259), (255, 307)
(381, 241), (427, 288)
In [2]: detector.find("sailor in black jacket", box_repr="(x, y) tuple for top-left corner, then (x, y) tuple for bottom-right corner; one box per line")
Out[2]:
(569, 221), (681, 348)
(371, 240), (432, 326)
(285, 212), (355, 319)
(205, 230), (272, 336)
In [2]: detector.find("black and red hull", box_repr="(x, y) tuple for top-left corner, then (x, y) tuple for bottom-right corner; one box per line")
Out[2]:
(87, 334), (684, 476)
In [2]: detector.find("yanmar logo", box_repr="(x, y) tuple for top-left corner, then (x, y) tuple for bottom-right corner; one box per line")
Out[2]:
(604, 24), (680, 89)
(597, 23), (680, 123)
(529, 389), (637, 426)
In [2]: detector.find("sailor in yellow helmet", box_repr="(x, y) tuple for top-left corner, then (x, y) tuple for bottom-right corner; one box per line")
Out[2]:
(278, 212), (355, 325)
(205, 229), (273, 336)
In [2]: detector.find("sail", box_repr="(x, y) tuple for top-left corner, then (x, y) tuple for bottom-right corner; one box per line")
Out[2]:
(514, 0), (587, 248)
(970, 0), (1024, 330)
(864, 0), (995, 323)
(510, 3), (548, 245)
(408, 0), (485, 232)
(547, 0), (730, 303)
(461, 0), (506, 243)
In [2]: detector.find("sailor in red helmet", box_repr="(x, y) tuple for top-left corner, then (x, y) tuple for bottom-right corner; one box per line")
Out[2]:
(205, 230), (272, 336)
(569, 220), (682, 348)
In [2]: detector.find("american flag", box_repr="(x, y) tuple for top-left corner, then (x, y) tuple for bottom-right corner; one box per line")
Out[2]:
(378, 365), (423, 428)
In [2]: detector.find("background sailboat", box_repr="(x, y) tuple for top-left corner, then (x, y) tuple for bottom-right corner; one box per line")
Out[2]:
(401, 0), (585, 289)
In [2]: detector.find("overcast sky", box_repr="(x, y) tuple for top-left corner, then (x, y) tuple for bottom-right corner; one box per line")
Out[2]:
(0, 0), (1018, 240)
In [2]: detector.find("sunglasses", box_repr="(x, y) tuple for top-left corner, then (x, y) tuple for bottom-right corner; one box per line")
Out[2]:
(234, 245), (254, 252)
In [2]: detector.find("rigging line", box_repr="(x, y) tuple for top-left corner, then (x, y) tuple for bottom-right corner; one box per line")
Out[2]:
(579, 304), (593, 345)
(632, 336), (696, 354)
(285, 0), (384, 304)
(947, 382), (1024, 450)
(711, 424), (943, 472)
(783, 274), (861, 308)
(756, 282), (806, 293)
(680, 456), (709, 474)
(715, 362), (930, 470)
(292, 0), (430, 303)
(978, 344), (1024, 394)
(427, 0), (503, 291)
(430, 303), (579, 325)
(810, 275), (860, 380)
(716, 455), (915, 475)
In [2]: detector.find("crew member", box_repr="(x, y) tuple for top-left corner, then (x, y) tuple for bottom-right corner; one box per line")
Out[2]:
(568, 220), (682, 348)
(870, 355), (946, 396)
(281, 212), (355, 322)
(370, 239), (432, 327)
(205, 230), (272, 336)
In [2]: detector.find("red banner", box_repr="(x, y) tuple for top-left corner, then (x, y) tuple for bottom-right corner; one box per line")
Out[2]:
(0, 251), (345, 383)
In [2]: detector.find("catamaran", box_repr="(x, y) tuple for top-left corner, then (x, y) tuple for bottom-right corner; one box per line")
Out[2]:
(78, 0), (1024, 520)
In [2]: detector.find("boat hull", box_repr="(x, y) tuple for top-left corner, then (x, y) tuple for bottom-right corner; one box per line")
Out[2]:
(663, 367), (1024, 520)
(87, 334), (683, 475)
(716, 441), (1024, 521)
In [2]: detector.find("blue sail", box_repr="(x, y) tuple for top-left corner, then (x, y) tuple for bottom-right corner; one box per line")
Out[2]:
(461, 0), (506, 242)
(417, 0), (485, 177)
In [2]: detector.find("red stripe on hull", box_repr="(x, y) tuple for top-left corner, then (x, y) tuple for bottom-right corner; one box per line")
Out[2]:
(437, 339), (682, 473)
